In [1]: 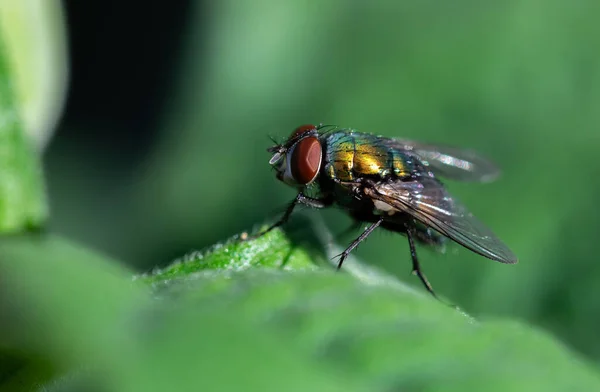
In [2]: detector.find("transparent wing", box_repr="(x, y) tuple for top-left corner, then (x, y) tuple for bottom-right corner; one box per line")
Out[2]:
(366, 178), (517, 263)
(379, 138), (500, 182)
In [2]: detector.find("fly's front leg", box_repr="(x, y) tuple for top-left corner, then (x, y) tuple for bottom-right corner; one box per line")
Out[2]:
(248, 193), (333, 240)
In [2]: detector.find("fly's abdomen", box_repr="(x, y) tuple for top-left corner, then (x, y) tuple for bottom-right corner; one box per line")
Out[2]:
(324, 132), (413, 182)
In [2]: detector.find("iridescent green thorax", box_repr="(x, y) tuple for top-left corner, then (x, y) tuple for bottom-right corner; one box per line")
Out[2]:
(322, 131), (422, 182)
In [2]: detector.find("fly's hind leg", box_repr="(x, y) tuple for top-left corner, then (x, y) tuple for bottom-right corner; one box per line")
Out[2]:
(335, 217), (383, 269)
(405, 222), (438, 299)
(248, 193), (333, 240)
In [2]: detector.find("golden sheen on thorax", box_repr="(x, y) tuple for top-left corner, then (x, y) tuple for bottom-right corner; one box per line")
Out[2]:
(354, 146), (384, 176)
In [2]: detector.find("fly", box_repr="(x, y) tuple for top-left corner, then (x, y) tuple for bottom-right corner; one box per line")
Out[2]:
(254, 124), (517, 298)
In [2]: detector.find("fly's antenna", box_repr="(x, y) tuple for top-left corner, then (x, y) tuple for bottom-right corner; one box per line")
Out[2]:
(267, 134), (285, 154)
(317, 123), (339, 135)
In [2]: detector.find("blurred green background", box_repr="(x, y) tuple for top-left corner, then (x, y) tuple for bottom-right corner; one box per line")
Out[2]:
(12, 0), (600, 364)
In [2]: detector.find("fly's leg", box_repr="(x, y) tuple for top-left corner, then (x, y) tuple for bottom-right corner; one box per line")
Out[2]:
(405, 222), (438, 299)
(248, 193), (333, 240)
(336, 217), (383, 269)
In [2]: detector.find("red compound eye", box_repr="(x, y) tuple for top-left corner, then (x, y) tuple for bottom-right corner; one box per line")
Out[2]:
(290, 124), (317, 139)
(290, 136), (322, 185)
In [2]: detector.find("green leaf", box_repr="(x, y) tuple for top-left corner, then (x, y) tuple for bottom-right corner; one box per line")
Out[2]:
(137, 223), (600, 391)
(0, 24), (48, 233)
(0, 235), (144, 365)
(1, 229), (599, 391)
(144, 270), (600, 391)
(140, 227), (320, 286)
(0, 0), (68, 148)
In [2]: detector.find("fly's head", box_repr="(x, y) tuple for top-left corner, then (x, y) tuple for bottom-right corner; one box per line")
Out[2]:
(268, 124), (323, 188)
